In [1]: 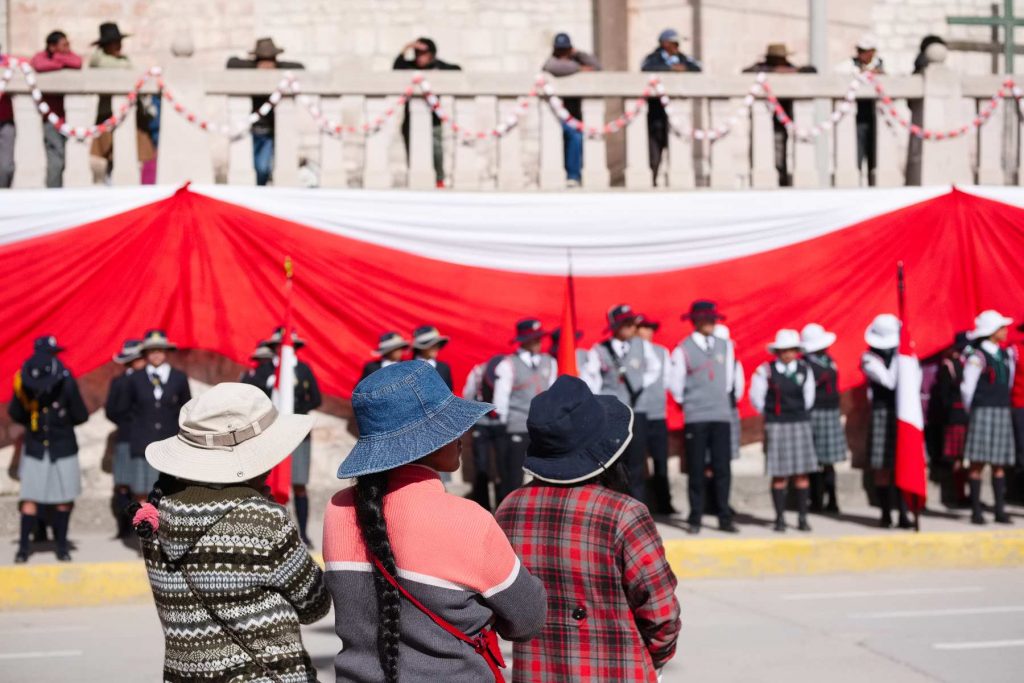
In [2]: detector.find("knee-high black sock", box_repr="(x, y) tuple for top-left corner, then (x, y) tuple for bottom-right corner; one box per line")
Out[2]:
(823, 466), (838, 510)
(294, 494), (309, 542)
(796, 487), (810, 524)
(877, 484), (892, 524)
(771, 487), (786, 522)
(993, 476), (1008, 519)
(113, 489), (132, 536)
(18, 513), (36, 554)
(52, 509), (71, 555)
(969, 479), (983, 518)
(894, 484), (910, 523)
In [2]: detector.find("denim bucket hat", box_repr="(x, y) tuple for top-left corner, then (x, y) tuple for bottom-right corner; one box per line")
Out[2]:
(524, 375), (634, 484)
(338, 360), (493, 478)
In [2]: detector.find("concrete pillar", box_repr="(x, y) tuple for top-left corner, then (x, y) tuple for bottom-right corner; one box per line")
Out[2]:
(582, 98), (610, 188)
(157, 35), (213, 185)
(11, 95), (45, 188)
(921, 63), (971, 185)
(319, 97), (347, 188)
(497, 98), (525, 190)
(407, 97), (435, 189)
(227, 97), (256, 186)
(539, 101), (565, 190)
(667, 99), (695, 189)
(833, 101), (859, 188)
(63, 95), (97, 187)
(750, 102), (779, 189)
(363, 97), (394, 189)
(110, 94), (139, 186)
(451, 98), (480, 190)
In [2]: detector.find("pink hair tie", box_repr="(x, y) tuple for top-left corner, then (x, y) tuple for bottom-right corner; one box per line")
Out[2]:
(132, 502), (159, 533)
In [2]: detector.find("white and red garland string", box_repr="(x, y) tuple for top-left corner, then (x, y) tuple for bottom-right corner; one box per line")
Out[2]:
(757, 73), (863, 141)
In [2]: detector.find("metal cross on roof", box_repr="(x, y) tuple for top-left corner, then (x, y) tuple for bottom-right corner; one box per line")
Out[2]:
(948, 0), (1024, 72)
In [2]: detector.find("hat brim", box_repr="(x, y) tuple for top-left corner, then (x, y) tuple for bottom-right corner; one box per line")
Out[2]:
(864, 331), (898, 350)
(513, 330), (549, 344)
(113, 351), (142, 364)
(374, 341), (410, 356)
(412, 336), (449, 350)
(250, 48), (286, 57)
(92, 33), (129, 46)
(684, 312), (726, 322)
(141, 341), (178, 352)
(969, 316), (1014, 340)
(337, 395), (491, 479)
(146, 413), (314, 484)
(523, 397), (633, 484)
(767, 343), (802, 353)
(800, 332), (837, 353)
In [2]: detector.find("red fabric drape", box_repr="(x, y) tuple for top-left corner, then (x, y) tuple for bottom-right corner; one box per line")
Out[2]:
(1, 187), (1022, 416)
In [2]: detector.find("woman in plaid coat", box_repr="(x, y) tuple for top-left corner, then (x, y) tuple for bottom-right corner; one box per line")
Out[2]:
(800, 323), (846, 514)
(749, 329), (817, 532)
(961, 310), (1017, 525)
(496, 375), (681, 683)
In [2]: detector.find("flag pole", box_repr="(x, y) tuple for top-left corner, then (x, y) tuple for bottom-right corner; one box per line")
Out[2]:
(897, 260), (921, 533)
(566, 248), (577, 331)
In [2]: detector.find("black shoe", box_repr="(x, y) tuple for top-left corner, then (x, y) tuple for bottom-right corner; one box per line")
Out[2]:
(880, 514), (893, 529)
(719, 520), (739, 533)
(686, 524), (701, 535)
(797, 519), (812, 532)
(773, 518), (786, 533)
(14, 550), (28, 563)
(898, 516), (914, 530)
(301, 535), (314, 549)
(824, 500), (840, 514)
(971, 512), (987, 525)
(809, 501), (824, 514)
(56, 550), (72, 562)
(994, 513), (1013, 525)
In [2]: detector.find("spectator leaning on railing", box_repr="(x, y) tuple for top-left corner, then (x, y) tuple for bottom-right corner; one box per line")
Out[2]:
(641, 28), (701, 187)
(87, 22), (131, 185)
(542, 32), (600, 188)
(30, 31), (83, 188)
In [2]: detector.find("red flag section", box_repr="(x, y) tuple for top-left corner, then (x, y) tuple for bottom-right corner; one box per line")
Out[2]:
(894, 265), (927, 517)
(557, 274), (579, 377)
(266, 258), (296, 505)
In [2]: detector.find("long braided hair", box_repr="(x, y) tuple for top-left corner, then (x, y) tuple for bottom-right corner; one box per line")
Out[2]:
(354, 472), (401, 682)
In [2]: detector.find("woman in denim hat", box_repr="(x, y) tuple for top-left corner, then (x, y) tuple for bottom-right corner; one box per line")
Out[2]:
(323, 360), (546, 682)
(495, 374), (681, 682)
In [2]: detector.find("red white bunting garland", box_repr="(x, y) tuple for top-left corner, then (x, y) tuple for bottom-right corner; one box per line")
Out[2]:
(3, 55), (1023, 145)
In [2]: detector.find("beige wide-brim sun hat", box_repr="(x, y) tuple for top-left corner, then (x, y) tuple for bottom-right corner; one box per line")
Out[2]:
(146, 382), (314, 484)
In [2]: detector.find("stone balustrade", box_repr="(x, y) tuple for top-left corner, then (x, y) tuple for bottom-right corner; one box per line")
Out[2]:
(1, 63), (1018, 190)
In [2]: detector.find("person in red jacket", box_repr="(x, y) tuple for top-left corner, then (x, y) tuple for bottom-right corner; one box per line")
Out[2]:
(30, 31), (83, 188)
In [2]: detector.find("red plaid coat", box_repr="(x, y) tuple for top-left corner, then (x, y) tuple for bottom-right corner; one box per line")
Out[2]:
(495, 483), (681, 682)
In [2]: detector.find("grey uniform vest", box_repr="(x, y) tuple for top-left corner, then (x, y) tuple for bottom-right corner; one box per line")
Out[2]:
(680, 335), (732, 423)
(507, 353), (555, 433)
(635, 343), (668, 419)
(594, 339), (645, 407)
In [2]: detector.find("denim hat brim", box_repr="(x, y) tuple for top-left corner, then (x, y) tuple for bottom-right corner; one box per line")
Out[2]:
(524, 396), (634, 484)
(337, 395), (492, 479)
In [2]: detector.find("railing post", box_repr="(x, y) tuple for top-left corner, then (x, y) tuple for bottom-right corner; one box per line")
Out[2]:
(363, 97), (393, 189)
(709, 98), (747, 189)
(110, 94), (139, 186)
(833, 100), (859, 187)
(582, 98), (610, 189)
(318, 96), (347, 188)
(792, 100), (818, 188)
(977, 97), (1002, 185)
(451, 97), (480, 190)
(11, 95), (45, 188)
(227, 96), (256, 186)
(667, 98), (695, 189)
(750, 101), (779, 189)
(921, 63), (971, 185)
(475, 95), (497, 190)
(271, 97), (300, 187)
(407, 97), (435, 189)
(157, 51), (213, 185)
(624, 100), (650, 189)
(497, 97), (525, 190)
(538, 99), (565, 190)
(63, 95), (97, 187)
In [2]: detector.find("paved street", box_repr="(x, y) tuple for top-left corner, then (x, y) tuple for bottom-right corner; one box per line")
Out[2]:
(1, 568), (1022, 682)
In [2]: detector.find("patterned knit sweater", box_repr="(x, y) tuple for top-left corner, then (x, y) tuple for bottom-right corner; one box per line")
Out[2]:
(140, 484), (330, 682)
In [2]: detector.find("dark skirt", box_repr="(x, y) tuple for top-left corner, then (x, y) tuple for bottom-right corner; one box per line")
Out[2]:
(810, 408), (847, 465)
(18, 450), (81, 503)
(942, 424), (967, 461)
(764, 421), (818, 477)
(869, 405), (896, 470)
(291, 436), (312, 485)
(964, 406), (1015, 466)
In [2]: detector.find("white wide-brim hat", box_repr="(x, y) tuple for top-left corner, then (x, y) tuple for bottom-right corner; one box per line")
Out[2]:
(146, 382), (314, 484)
(767, 328), (802, 353)
(864, 313), (900, 350)
(800, 322), (837, 353)
(968, 309), (1013, 340)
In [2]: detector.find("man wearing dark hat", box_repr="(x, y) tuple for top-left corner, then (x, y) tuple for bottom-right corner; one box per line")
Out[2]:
(88, 22), (132, 184)
(641, 28), (701, 186)
(360, 331), (410, 380)
(263, 327), (322, 546)
(104, 338), (145, 537)
(411, 325), (454, 390)
(635, 315), (676, 514)
(9, 336), (89, 562)
(668, 300), (739, 533)
(583, 304), (663, 503)
(393, 37), (461, 187)
(227, 38), (305, 186)
(118, 330), (191, 499)
(492, 319), (558, 504)
(542, 32), (600, 188)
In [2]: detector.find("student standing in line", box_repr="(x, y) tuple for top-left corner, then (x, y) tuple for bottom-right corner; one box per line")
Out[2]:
(931, 331), (972, 507)
(361, 331), (410, 380)
(801, 323), (847, 514)
(635, 314), (676, 514)
(105, 338), (145, 537)
(411, 325), (454, 390)
(749, 329), (817, 532)
(961, 310), (1017, 525)
(462, 353), (507, 510)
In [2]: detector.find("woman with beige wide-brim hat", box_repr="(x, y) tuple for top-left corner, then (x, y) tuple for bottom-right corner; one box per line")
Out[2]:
(137, 382), (330, 682)
(961, 309), (1017, 524)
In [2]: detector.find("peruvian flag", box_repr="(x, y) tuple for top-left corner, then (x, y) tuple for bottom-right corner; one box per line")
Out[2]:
(267, 257), (296, 505)
(894, 262), (927, 520)
(557, 270), (579, 377)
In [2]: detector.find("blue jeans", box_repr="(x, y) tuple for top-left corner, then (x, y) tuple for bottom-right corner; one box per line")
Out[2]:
(252, 133), (274, 186)
(561, 122), (583, 182)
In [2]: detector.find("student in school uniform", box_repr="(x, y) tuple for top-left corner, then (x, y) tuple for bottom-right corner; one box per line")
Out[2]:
(932, 331), (972, 507)
(239, 341), (275, 386)
(120, 330), (191, 500)
(360, 331), (410, 380)
(462, 354), (507, 510)
(668, 300), (739, 534)
(492, 319), (557, 505)
(961, 310), (1017, 525)
(749, 329), (817, 532)
(104, 338), (145, 537)
(266, 327), (323, 546)
(411, 325), (453, 390)
(861, 314), (912, 529)
(713, 323), (745, 461)
(801, 323), (846, 514)
(9, 336), (89, 562)
(583, 304), (663, 504)
(636, 315), (676, 514)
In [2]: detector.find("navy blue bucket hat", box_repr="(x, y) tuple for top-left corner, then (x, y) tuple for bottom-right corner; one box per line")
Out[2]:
(524, 375), (633, 484)
(338, 360), (493, 479)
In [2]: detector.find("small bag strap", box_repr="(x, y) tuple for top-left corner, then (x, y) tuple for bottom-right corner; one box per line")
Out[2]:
(370, 556), (506, 682)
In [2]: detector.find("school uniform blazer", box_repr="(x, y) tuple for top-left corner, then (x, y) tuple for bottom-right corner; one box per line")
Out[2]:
(9, 372), (89, 459)
(124, 366), (191, 458)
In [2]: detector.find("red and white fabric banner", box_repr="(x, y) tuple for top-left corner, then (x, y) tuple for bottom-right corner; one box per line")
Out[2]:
(1, 184), (1022, 415)
(894, 270), (927, 512)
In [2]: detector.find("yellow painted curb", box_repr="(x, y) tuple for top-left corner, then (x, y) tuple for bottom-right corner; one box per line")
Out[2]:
(664, 530), (1024, 580)
(0, 561), (150, 610)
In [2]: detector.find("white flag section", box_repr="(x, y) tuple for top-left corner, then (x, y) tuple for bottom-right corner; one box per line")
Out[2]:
(895, 352), (924, 431)
(273, 341), (297, 416)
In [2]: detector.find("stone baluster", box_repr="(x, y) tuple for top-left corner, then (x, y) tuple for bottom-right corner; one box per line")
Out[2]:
(407, 97), (435, 189)
(363, 96), (393, 189)
(792, 100), (818, 188)
(11, 95), (45, 188)
(538, 99), (565, 190)
(920, 60), (970, 185)
(318, 96), (347, 188)
(452, 97), (480, 190)
(271, 97), (300, 186)
(227, 97), (256, 185)
(666, 98), (695, 189)
(497, 97), (525, 190)
(874, 105), (904, 187)
(157, 35), (213, 185)
(624, 98), (650, 189)
(475, 95), (498, 190)
(750, 101), (779, 189)
(833, 99), (859, 187)
(977, 96), (1004, 185)
(582, 98), (610, 188)
(62, 95), (97, 187)
(110, 94), (139, 186)
(709, 98), (747, 189)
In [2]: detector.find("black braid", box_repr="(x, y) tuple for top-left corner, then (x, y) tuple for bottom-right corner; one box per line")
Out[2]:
(354, 473), (401, 683)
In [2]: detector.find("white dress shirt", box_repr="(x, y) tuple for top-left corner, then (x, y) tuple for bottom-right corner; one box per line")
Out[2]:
(492, 350), (558, 423)
(860, 350), (897, 402)
(582, 338), (662, 395)
(668, 332), (736, 404)
(146, 362), (171, 401)
(961, 340), (1017, 412)
(748, 360), (815, 415)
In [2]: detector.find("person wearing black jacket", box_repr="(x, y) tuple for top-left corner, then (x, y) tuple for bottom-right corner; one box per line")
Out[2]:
(9, 336), (89, 562)
(411, 325), (454, 390)
(360, 331), (410, 380)
(265, 328), (323, 546)
(104, 338), (145, 537)
(640, 28), (701, 186)
(120, 330), (191, 499)
(393, 37), (461, 187)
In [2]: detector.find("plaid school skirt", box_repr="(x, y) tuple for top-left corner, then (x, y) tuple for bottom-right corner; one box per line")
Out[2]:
(942, 424), (967, 461)
(764, 421), (818, 477)
(810, 408), (847, 465)
(869, 405), (896, 470)
(964, 406), (1015, 466)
